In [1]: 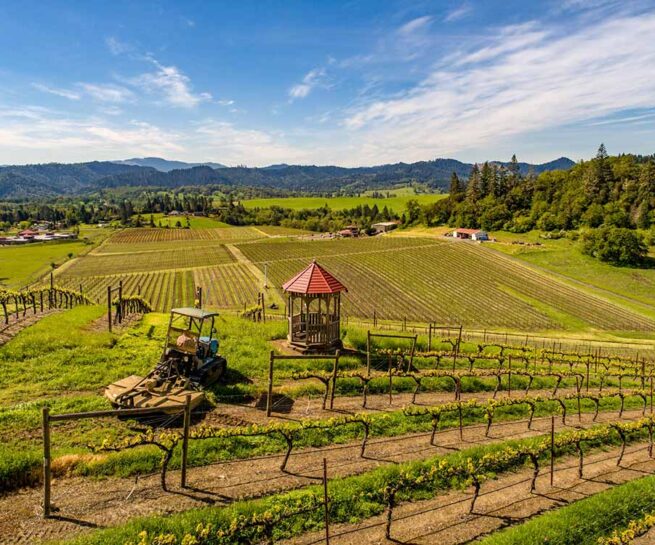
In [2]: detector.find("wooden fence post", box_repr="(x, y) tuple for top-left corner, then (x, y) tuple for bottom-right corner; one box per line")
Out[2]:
(50, 272), (53, 290)
(366, 331), (371, 375)
(550, 416), (555, 486)
(330, 351), (340, 410)
(107, 285), (112, 333)
(409, 335), (418, 371)
(117, 280), (123, 324)
(267, 351), (274, 417)
(388, 353), (393, 406)
(42, 407), (51, 518)
(323, 458), (330, 545)
(428, 323), (432, 352)
(508, 355), (512, 397)
(181, 394), (191, 488)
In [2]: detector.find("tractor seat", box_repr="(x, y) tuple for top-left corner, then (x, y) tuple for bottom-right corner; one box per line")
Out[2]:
(199, 336), (218, 355)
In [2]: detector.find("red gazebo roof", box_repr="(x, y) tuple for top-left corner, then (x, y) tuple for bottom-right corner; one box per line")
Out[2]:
(282, 260), (347, 294)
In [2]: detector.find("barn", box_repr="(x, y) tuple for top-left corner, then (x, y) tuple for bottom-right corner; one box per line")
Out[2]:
(452, 228), (489, 241)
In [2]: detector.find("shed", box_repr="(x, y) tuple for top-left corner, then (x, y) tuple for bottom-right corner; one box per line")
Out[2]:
(371, 221), (398, 234)
(282, 260), (347, 352)
(452, 228), (488, 241)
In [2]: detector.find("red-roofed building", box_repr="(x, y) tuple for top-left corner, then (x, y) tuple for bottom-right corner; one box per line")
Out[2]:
(282, 260), (347, 352)
(451, 228), (488, 241)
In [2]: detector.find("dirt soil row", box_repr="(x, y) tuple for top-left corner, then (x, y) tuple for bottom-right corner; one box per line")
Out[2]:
(1, 407), (649, 545)
(285, 442), (655, 545)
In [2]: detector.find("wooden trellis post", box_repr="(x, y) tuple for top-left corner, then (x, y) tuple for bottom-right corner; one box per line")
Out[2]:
(181, 394), (192, 488)
(329, 350), (340, 410)
(323, 458), (330, 544)
(42, 407), (51, 518)
(267, 350), (275, 417)
(107, 285), (112, 333)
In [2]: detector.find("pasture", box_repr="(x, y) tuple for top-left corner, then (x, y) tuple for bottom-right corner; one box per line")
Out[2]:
(240, 191), (447, 212)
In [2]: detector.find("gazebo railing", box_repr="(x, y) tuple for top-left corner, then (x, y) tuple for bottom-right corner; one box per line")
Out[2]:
(290, 312), (340, 346)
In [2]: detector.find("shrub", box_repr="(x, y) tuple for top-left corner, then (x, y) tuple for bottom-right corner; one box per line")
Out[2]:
(581, 227), (647, 266)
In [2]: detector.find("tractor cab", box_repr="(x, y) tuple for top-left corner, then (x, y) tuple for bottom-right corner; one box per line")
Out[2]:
(105, 307), (227, 412)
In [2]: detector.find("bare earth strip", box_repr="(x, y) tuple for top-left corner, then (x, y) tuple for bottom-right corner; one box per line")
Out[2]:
(285, 443), (655, 545)
(0, 407), (648, 545)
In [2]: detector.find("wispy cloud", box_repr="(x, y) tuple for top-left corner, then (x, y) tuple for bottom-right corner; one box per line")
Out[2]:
(288, 67), (327, 101)
(132, 57), (212, 108)
(0, 109), (182, 163)
(444, 3), (472, 22)
(217, 99), (235, 106)
(398, 15), (433, 35)
(343, 12), (655, 163)
(79, 83), (134, 103)
(105, 36), (131, 55)
(193, 120), (310, 165)
(32, 83), (80, 100)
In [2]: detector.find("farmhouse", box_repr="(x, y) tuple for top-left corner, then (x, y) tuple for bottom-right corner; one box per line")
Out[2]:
(371, 221), (398, 234)
(451, 228), (489, 241)
(338, 225), (360, 237)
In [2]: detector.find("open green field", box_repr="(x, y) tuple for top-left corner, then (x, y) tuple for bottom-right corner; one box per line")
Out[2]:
(132, 213), (230, 229)
(0, 240), (90, 290)
(240, 191), (447, 212)
(487, 232), (655, 309)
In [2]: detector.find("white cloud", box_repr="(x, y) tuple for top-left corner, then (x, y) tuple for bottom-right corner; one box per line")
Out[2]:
(0, 110), (183, 163)
(342, 12), (655, 164)
(217, 99), (235, 106)
(78, 83), (134, 103)
(32, 83), (81, 101)
(133, 58), (212, 108)
(444, 3), (472, 22)
(193, 121), (310, 165)
(398, 16), (433, 35)
(288, 68), (327, 100)
(105, 36), (131, 55)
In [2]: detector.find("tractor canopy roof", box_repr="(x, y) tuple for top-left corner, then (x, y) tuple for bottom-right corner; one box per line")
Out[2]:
(171, 307), (219, 320)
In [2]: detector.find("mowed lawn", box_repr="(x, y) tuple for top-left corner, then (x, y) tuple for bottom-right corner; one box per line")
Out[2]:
(240, 192), (447, 213)
(0, 240), (90, 289)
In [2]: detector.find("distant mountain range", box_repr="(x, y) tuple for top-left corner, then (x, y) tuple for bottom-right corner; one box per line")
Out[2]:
(0, 156), (575, 199)
(113, 157), (226, 171)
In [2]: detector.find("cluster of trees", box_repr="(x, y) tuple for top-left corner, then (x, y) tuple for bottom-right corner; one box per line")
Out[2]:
(416, 146), (654, 233)
(214, 201), (399, 232)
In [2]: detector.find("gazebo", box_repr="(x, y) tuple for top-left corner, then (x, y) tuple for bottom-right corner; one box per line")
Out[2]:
(282, 260), (347, 352)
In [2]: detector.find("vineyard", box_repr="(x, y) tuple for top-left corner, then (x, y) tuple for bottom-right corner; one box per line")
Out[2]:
(237, 236), (655, 331)
(3, 302), (655, 544)
(51, 226), (271, 311)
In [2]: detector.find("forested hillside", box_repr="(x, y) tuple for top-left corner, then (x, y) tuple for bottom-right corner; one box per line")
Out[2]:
(0, 156), (573, 199)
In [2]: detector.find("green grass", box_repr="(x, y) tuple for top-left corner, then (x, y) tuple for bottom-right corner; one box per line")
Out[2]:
(488, 232), (655, 311)
(240, 192), (447, 213)
(133, 213), (230, 229)
(0, 240), (91, 289)
(478, 475), (655, 545)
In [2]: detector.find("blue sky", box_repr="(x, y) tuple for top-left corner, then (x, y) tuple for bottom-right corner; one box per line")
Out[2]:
(1, 0), (654, 166)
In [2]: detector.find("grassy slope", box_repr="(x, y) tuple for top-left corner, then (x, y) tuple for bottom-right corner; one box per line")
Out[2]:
(488, 232), (655, 309)
(240, 192), (447, 213)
